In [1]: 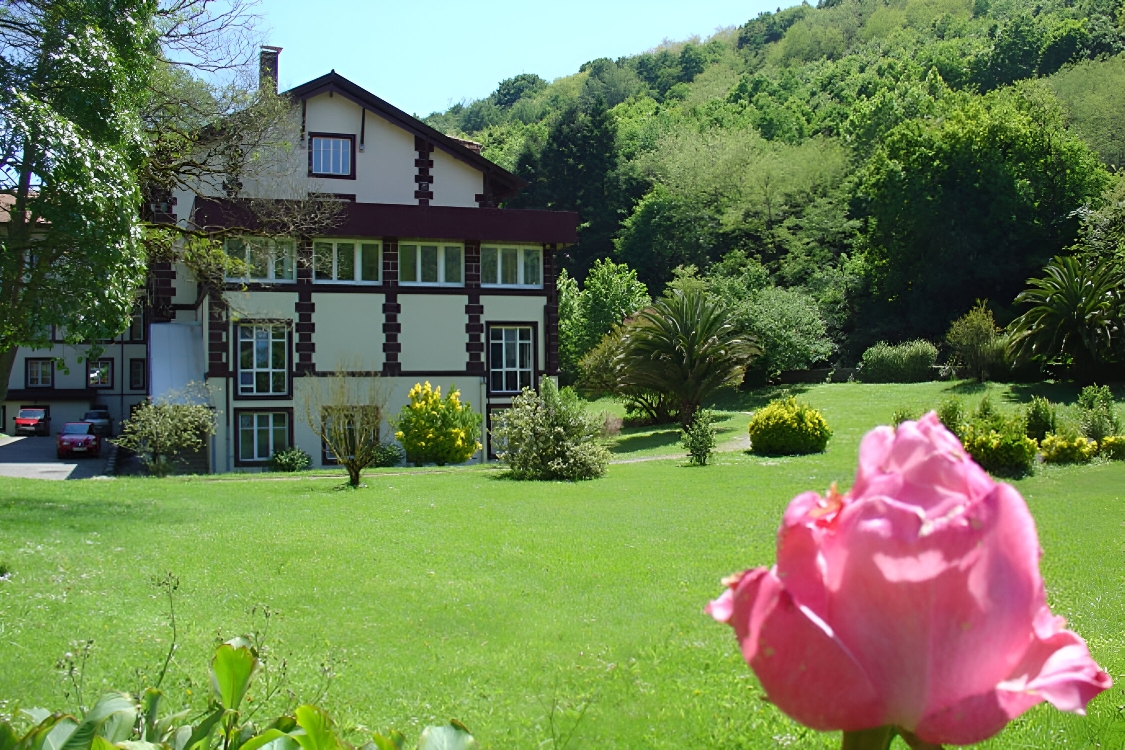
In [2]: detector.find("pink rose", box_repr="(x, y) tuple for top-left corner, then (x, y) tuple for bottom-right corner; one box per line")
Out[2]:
(708, 413), (1111, 746)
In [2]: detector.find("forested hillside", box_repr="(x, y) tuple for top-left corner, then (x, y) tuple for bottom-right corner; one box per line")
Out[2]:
(426, 0), (1125, 365)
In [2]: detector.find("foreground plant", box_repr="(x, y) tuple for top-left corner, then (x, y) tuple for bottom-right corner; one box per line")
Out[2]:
(0, 638), (477, 750)
(708, 413), (1111, 749)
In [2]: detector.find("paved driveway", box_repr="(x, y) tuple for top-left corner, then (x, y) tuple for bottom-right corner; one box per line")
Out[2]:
(0, 434), (111, 480)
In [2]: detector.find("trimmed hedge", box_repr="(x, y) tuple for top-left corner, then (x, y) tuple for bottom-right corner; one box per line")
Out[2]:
(748, 396), (831, 455)
(858, 340), (938, 383)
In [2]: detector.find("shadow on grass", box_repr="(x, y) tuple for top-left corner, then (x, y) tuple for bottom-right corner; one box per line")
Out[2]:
(942, 380), (988, 395)
(707, 385), (812, 412)
(609, 429), (681, 454)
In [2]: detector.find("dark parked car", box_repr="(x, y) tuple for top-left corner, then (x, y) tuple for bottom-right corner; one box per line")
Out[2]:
(82, 408), (113, 436)
(14, 408), (50, 436)
(57, 422), (101, 459)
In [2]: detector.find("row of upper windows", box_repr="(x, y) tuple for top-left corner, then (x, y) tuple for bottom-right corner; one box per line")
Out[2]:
(224, 238), (543, 288)
(22, 358), (146, 391)
(236, 323), (535, 398)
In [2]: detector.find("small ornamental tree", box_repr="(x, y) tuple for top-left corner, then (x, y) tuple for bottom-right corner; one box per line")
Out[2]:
(395, 382), (482, 465)
(302, 365), (392, 487)
(114, 394), (216, 477)
(946, 301), (1005, 382)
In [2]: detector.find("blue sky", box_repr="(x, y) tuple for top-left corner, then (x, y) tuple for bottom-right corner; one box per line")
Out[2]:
(262, 0), (785, 117)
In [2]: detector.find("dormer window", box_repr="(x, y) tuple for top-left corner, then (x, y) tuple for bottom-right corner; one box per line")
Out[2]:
(309, 134), (355, 179)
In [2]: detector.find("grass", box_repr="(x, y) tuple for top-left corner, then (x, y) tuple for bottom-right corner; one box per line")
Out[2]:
(0, 381), (1123, 748)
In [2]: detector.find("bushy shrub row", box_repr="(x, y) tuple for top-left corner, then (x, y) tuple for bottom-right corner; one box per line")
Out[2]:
(923, 387), (1123, 471)
(858, 340), (938, 383)
(748, 396), (832, 455)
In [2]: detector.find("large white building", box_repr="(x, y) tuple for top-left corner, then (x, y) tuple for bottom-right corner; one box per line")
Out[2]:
(2, 48), (577, 471)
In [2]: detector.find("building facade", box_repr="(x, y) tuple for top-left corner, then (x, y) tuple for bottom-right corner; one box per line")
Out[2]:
(3, 50), (578, 471)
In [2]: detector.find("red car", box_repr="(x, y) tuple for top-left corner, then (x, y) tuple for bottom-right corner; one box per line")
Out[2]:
(14, 408), (51, 436)
(57, 422), (101, 459)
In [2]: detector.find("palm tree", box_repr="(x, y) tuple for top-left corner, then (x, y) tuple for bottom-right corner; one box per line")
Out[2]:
(1007, 256), (1124, 377)
(618, 288), (759, 429)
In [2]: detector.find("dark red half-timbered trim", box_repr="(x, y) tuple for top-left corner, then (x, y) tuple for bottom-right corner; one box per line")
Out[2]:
(206, 293), (230, 378)
(414, 136), (434, 206)
(543, 244), (559, 376)
(382, 238), (401, 376)
(464, 240), (484, 374)
(193, 198), (578, 245)
(150, 262), (176, 323)
(295, 239), (316, 374)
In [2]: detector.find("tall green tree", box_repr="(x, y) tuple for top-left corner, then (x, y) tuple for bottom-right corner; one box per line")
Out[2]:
(512, 95), (618, 280)
(0, 0), (160, 404)
(854, 85), (1110, 340)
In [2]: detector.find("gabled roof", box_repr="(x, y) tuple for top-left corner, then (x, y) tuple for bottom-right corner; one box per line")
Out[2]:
(285, 71), (526, 199)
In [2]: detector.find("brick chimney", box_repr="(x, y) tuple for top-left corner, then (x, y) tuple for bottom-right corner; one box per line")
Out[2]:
(259, 45), (282, 94)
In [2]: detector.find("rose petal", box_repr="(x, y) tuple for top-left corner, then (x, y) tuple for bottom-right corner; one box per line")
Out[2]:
(820, 482), (1043, 730)
(746, 572), (884, 731)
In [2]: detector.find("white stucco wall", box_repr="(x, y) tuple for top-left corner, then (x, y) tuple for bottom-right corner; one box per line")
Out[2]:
(311, 292), (384, 371)
(224, 290), (298, 321)
(398, 294), (468, 372)
(430, 148), (484, 208)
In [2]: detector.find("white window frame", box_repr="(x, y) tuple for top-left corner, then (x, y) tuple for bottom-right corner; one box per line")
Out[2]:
(488, 325), (535, 394)
(237, 324), (289, 396)
(26, 359), (53, 388)
(238, 411), (289, 462)
(310, 136), (353, 177)
(398, 242), (464, 286)
(88, 359), (113, 389)
(312, 240), (381, 284)
(224, 237), (296, 283)
(480, 246), (543, 288)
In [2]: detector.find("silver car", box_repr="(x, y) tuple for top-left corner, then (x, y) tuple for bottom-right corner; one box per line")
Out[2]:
(82, 409), (113, 437)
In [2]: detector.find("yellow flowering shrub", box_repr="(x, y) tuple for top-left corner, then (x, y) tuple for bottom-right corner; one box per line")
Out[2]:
(1099, 435), (1125, 460)
(961, 424), (1037, 474)
(1040, 434), (1098, 464)
(394, 382), (482, 465)
(748, 396), (831, 455)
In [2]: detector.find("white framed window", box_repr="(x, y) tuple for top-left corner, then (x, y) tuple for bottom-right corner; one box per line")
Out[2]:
(238, 411), (290, 462)
(88, 359), (113, 388)
(237, 324), (288, 396)
(313, 240), (380, 283)
(488, 325), (534, 393)
(481, 246), (542, 287)
(309, 135), (354, 177)
(224, 237), (296, 282)
(26, 359), (53, 388)
(398, 243), (463, 285)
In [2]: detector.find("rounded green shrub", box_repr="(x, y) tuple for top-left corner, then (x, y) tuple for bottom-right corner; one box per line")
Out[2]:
(748, 396), (831, 455)
(936, 397), (966, 437)
(858, 340), (938, 383)
(1098, 435), (1125, 460)
(1041, 433), (1098, 464)
(268, 447), (311, 472)
(961, 423), (1037, 475)
(1024, 396), (1057, 443)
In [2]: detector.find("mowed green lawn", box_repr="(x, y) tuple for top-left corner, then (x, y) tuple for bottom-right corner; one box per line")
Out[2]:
(1, 382), (1123, 749)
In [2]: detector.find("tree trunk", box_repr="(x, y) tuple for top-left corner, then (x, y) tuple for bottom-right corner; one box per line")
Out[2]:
(0, 347), (17, 409)
(347, 464), (362, 487)
(680, 400), (697, 431)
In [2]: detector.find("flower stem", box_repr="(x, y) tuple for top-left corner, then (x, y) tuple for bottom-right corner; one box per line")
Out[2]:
(842, 726), (896, 750)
